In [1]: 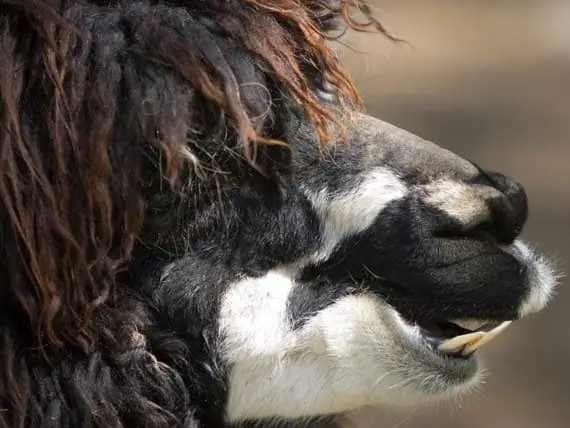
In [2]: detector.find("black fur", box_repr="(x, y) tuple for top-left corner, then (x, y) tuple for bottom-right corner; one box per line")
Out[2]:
(0, 1), (547, 427)
(0, 0), (337, 425)
(312, 169), (530, 324)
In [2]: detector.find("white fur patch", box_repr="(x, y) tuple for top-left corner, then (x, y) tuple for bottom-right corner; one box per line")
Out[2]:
(303, 168), (407, 262)
(219, 272), (396, 421)
(422, 180), (501, 226)
(503, 240), (560, 318)
(219, 269), (479, 422)
(219, 269), (296, 362)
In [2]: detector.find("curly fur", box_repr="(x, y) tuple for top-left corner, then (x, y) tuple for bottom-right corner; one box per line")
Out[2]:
(0, 1), (558, 428)
(0, 1), (397, 426)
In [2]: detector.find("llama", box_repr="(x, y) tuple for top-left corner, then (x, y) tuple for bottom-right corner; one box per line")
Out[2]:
(0, 1), (558, 427)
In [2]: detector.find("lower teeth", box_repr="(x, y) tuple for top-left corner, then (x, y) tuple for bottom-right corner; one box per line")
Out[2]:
(437, 321), (512, 356)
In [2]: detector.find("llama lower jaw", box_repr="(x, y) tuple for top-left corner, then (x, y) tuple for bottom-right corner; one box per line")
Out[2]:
(389, 310), (515, 391)
(395, 310), (514, 359)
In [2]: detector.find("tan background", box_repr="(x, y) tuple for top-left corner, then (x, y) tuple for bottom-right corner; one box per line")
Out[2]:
(340, 1), (570, 427)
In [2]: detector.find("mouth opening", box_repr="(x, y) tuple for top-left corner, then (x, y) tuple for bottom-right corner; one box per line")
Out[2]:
(401, 314), (512, 359)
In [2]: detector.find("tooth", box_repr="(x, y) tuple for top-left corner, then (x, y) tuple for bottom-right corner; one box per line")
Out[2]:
(460, 321), (512, 356)
(437, 331), (486, 354)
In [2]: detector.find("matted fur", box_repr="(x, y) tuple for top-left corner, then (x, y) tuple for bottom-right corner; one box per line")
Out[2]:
(0, 2), (557, 428)
(0, 1), (396, 426)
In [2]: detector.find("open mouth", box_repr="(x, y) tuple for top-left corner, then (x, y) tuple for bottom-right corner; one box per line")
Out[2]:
(404, 316), (513, 358)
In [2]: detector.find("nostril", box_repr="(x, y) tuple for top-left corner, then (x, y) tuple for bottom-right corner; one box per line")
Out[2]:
(433, 216), (497, 243)
(487, 197), (524, 244)
(433, 195), (526, 245)
(505, 182), (528, 230)
(468, 167), (529, 244)
(484, 175), (528, 244)
(423, 170), (529, 244)
(433, 201), (521, 245)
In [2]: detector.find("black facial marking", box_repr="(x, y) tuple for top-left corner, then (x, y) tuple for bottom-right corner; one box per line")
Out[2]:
(312, 167), (533, 323)
(287, 275), (359, 331)
(125, 255), (235, 427)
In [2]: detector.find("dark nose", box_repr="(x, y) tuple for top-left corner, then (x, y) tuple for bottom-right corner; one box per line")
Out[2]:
(474, 169), (528, 244)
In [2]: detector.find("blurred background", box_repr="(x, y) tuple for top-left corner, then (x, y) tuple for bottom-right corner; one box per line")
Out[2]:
(337, 1), (570, 427)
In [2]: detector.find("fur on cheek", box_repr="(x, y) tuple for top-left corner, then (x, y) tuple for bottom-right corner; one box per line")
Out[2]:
(218, 269), (442, 422)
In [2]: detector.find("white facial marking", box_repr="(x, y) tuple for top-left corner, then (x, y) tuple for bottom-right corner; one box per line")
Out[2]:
(219, 269), (296, 363)
(503, 240), (560, 318)
(303, 167), (408, 261)
(422, 180), (501, 226)
(219, 272), (399, 421)
(219, 269), (480, 422)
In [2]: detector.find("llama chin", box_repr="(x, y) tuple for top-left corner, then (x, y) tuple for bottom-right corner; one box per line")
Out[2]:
(0, 1), (559, 428)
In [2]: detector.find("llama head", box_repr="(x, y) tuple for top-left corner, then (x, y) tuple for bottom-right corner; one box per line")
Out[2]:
(0, 0), (559, 426)
(210, 110), (558, 422)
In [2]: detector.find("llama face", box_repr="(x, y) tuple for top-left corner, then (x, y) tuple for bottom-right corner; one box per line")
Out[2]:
(196, 111), (557, 422)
